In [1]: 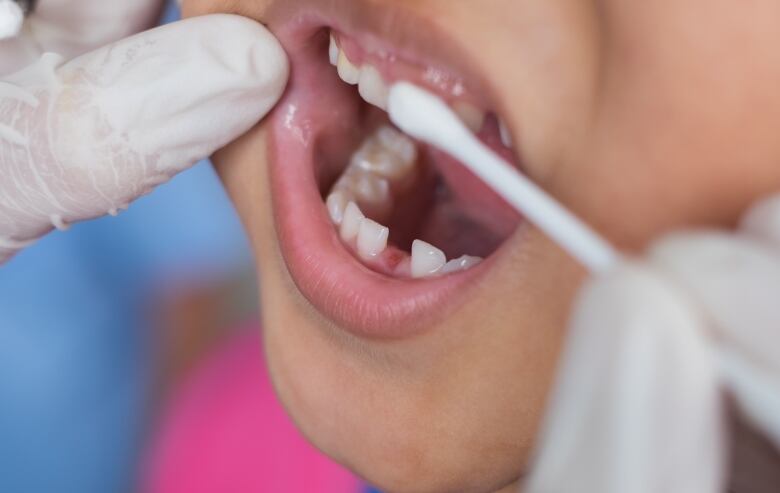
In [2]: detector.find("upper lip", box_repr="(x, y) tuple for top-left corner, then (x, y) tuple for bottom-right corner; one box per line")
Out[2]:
(265, 0), (495, 105)
(262, 0), (518, 338)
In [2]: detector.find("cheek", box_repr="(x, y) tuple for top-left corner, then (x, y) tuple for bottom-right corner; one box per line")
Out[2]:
(181, 0), (273, 18)
(555, 1), (780, 248)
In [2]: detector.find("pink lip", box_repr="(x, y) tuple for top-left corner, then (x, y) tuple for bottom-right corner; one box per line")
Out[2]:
(266, 15), (507, 339)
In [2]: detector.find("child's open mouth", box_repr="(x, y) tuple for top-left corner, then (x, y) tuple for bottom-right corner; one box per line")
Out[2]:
(267, 9), (526, 338)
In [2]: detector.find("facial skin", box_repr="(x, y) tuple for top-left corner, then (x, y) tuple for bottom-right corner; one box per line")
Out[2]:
(184, 1), (780, 491)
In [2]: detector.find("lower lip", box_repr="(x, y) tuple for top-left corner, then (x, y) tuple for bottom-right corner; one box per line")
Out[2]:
(266, 25), (500, 339)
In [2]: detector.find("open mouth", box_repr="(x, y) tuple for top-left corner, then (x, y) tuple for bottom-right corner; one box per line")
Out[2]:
(267, 12), (524, 338)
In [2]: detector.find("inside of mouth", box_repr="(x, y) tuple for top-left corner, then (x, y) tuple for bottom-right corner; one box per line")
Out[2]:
(311, 28), (522, 279)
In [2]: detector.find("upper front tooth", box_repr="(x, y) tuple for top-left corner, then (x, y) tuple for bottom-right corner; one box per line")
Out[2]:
(329, 34), (339, 66)
(358, 65), (389, 110)
(441, 255), (483, 274)
(411, 239), (447, 278)
(340, 201), (364, 242)
(498, 119), (513, 148)
(453, 102), (486, 133)
(357, 218), (389, 260)
(337, 51), (361, 85)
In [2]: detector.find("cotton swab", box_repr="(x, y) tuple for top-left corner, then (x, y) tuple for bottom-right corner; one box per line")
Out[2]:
(387, 82), (619, 274)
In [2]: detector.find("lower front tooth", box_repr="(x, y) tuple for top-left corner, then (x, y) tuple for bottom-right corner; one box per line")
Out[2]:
(411, 240), (447, 278)
(357, 218), (389, 260)
(340, 202), (364, 242)
(441, 255), (483, 274)
(326, 191), (350, 225)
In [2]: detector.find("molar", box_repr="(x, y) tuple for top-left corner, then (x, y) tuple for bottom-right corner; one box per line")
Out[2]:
(357, 218), (389, 260)
(334, 169), (393, 220)
(376, 126), (417, 164)
(411, 239), (447, 278)
(351, 141), (415, 185)
(453, 102), (486, 133)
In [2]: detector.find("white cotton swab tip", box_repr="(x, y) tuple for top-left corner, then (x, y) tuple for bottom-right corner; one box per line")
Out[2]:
(0, 0), (23, 40)
(387, 82), (619, 274)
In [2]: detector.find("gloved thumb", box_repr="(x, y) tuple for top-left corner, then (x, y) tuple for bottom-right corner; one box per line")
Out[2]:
(0, 14), (288, 260)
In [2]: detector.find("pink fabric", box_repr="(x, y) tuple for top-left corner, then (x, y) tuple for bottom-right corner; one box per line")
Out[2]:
(143, 326), (361, 493)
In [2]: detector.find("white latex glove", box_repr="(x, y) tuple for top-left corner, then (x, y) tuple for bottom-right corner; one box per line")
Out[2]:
(525, 194), (780, 493)
(0, 10), (288, 262)
(0, 0), (165, 74)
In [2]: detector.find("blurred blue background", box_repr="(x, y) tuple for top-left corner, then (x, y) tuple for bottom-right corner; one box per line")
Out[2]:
(0, 158), (250, 493)
(0, 4), (252, 492)
(0, 4), (379, 492)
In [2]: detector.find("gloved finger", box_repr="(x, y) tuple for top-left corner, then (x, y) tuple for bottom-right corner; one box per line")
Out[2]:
(525, 263), (724, 493)
(27, 0), (163, 57)
(0, 14), (288, 260)
(651, 233), (780, 446)
(0, 0), (163, 74)
(0, 0), (24, 40)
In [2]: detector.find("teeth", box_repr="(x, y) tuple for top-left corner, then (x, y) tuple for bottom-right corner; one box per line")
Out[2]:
(453, 102), (486, 133)
(329, 34), (339, 66)
(329, 126), (418, 223)
(351, 142), (414, 184)
(326, 190), (351, 225)
(337, 50), (361, 85)
(357, 218), (389, 260)
(442, 255), (483, 274)
(411, 240), (447, 278)
(358, 65), (389, 110)
(351, 171), (391, 204)
(342, 170), (393, 219)
(375, 126), (417, 164)
(498, 119), (513, 148)
(340, 201), (365, 242)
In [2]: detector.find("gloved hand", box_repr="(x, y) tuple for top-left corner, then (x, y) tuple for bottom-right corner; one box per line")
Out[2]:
(525, 194), (780, 493)
(0, 5), (288, 262)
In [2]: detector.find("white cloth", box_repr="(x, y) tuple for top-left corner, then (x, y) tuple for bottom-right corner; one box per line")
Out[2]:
(0, 5), (288, 262)
(526, 194), (780, 492)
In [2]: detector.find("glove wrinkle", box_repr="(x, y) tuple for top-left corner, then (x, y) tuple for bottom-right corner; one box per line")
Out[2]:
(0, 15), (288, 263)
